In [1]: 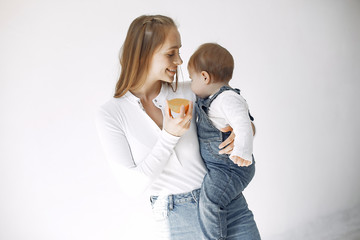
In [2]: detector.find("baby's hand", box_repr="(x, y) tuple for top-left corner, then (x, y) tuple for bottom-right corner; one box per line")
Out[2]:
(230, 156), (252, 167)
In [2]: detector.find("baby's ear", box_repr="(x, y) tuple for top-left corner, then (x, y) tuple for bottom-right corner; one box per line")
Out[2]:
(201, 71), (211, 84)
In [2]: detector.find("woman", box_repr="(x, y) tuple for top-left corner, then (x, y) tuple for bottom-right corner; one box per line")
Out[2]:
(96, 15), (259, 239)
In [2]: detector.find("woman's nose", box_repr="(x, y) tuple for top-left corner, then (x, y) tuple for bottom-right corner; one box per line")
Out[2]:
(174, 54), (183, 65)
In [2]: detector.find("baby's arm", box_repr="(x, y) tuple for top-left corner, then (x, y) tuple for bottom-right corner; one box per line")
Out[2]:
(219, 92), (254, 167)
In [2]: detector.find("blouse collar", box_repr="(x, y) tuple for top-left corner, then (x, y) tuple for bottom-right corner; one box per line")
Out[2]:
(123, 83), (170, 110)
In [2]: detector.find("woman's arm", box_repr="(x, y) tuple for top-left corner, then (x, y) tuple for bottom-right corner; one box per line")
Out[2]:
(95, 102), (193, 196)
(218, 125), (235, 154)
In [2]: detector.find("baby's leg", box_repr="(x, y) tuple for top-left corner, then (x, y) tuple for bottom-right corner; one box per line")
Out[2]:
(231, 155), (256, 194)
(198, 169), (234, 240)
(226, 193), (261, 240)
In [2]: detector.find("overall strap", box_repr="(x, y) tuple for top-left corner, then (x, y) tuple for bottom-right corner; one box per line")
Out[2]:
(196, 85), (254, 121)
(208, 85), (240, 106)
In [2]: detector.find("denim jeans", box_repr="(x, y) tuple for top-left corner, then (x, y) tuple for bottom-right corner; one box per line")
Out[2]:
(150, 189), (202, 240)
(195, 86), (260, 240)
(223, 193), (261, 240)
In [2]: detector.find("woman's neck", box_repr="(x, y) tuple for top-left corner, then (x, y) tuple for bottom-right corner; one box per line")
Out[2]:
(131, 80), (162, 101)
(131, 80), (164, 129)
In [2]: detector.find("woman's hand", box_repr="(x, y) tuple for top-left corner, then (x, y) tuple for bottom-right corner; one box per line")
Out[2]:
(218, 125), (235, 154)
(219, 124), (255, 166)
(163, 101), (193, 137)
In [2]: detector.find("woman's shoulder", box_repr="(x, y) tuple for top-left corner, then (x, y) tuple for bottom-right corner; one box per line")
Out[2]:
(97, 95), (131, 119)
(100, 96), (126, 109)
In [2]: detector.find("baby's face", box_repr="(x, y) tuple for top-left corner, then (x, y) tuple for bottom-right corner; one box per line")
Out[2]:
(188, 67), (211, 98)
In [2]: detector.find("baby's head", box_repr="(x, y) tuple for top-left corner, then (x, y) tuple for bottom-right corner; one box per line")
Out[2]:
(188, 43), (234, 98)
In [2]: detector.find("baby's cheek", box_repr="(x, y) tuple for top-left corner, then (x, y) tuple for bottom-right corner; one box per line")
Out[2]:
(190, 82), (196, 93)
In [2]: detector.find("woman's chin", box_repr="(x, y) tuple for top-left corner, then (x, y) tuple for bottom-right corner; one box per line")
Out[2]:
(163, 76), (175, 83)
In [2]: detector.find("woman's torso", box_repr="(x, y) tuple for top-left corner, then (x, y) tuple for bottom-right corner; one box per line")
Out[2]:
(99, 81), (207, 196)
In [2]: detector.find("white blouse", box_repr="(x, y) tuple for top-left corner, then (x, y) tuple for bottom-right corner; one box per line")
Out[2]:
(96, 81), (207, 196)
(208, 90), (254, 162)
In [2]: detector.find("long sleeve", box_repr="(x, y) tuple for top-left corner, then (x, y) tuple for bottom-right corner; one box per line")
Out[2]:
(95, 82), (206, 196)
(214, 92), (254, 162)
(95, 107), (180, 196)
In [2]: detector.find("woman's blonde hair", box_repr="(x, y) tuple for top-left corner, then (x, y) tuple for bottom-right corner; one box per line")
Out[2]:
(114, 15), (178, 98)
(188, 43), (234, 83)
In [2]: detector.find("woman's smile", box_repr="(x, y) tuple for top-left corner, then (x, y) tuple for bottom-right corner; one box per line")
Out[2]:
(167, 68), (177, 77)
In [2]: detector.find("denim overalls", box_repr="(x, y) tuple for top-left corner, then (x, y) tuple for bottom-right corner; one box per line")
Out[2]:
(195, 86), (260, 240)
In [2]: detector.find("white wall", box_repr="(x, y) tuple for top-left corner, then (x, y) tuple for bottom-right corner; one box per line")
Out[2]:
(1, 0), (359, 239)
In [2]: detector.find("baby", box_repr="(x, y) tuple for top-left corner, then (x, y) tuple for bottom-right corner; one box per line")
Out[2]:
(188, 43), (259, 239)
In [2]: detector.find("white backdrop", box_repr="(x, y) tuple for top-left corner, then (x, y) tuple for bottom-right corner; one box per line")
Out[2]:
(1, 0), (360, 239)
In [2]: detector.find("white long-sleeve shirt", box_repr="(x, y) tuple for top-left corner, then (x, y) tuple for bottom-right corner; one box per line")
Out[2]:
(208, 89), (254, 162)
(96, 81), (207, 196)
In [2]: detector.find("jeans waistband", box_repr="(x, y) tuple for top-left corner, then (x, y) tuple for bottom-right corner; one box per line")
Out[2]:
(150, 188), (200, 209)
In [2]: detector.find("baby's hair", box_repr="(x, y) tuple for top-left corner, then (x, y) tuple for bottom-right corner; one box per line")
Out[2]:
(188, 43), (234, 83)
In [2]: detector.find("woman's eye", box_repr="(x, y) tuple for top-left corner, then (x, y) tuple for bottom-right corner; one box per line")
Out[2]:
(167, 51), (180, 57)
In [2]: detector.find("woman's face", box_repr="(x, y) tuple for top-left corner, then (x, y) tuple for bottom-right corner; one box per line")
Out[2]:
(147, 27), (183, 84)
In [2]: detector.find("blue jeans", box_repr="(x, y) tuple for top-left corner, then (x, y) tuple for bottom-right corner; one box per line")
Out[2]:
(150, 189), (202, 240)
(200, 190), (261, 240)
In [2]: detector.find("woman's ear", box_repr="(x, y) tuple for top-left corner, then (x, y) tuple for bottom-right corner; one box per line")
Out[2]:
(201, 71), (211, 84)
